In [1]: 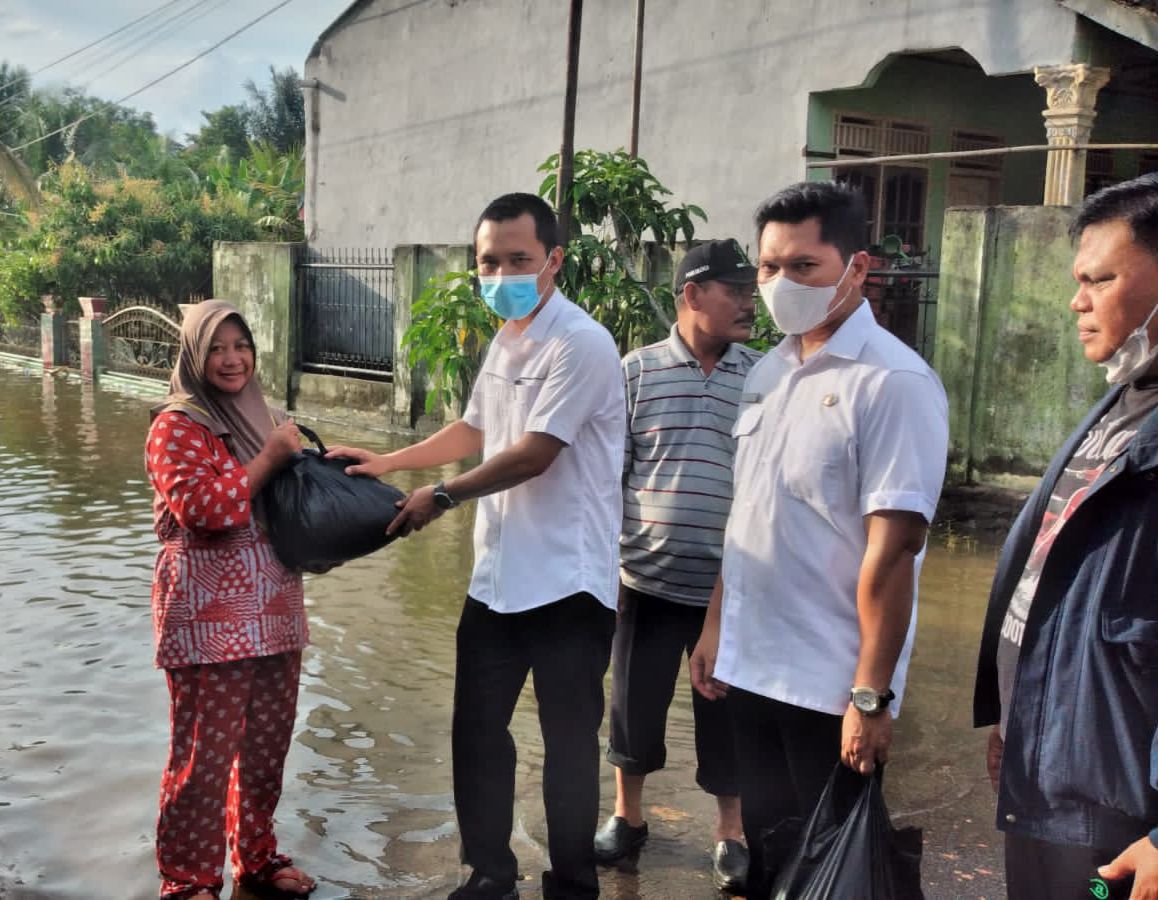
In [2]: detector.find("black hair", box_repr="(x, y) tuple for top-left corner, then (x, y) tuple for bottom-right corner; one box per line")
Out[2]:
(753, 180), (868, 261)
(474, 192), (559, 253)
(1070, 173), (1158, 257)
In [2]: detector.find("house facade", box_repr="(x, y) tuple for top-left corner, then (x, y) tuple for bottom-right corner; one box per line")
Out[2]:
(304, 0), (1158, 258)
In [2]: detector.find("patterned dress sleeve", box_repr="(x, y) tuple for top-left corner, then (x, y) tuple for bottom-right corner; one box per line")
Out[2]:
(146, 411), (253, 534)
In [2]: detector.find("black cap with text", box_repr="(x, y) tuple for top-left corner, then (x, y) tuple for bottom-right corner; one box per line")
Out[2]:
(675, 239), (757, 290)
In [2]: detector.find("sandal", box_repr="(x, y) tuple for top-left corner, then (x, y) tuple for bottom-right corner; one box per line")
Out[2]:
(237, 855), (316, 899)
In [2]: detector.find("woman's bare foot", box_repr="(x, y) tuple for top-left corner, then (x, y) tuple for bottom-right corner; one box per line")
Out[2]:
(270, 865), (315, 894)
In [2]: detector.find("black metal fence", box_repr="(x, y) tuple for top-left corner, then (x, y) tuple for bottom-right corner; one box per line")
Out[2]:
(866, 269), (938, 361)
(297, 247), (394, 379)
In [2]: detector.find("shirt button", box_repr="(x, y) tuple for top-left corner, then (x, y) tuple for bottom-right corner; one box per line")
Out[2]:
(1005, 813), (1017, 823)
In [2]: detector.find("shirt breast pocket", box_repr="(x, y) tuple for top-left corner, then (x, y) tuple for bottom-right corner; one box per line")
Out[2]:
(513, 376), (546, 414)
(782, 425), (856, 514)
(732, 403), (764, 438)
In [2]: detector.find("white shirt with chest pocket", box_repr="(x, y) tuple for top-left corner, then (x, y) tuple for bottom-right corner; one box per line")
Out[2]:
(714, 301), (949, 715)
(462, 290), (626, 614)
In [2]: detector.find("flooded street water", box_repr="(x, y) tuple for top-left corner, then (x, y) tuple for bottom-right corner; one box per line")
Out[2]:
(1, 365), (1007, 899)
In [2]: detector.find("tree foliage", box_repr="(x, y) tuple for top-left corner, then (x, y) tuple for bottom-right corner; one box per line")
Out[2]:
(242, 67), (305, 154)
(0, 160), (259, 321)
(183, 105), (251, 170)
(202, 141), (305, 241)
(0, 62), (307, 323)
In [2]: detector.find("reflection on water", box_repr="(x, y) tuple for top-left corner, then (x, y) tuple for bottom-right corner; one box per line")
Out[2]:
(0, 368), (1007, 899)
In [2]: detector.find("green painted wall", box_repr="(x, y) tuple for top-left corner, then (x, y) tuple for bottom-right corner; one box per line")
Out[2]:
(935, 207), (1108, 480)
(212, 241), (301, 408)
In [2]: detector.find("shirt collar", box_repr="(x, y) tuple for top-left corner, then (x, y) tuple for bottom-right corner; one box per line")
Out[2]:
(665, 322), (748, 371)
(521, 288), (564, 343)
(497, 288), (564, 346)
(774, 299), (873, 365)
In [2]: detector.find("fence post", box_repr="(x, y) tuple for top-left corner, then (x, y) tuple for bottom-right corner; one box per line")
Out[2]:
(40, 294), (66, 368)
(212, 241), (301, 408)
(78, 296), (108, 383)
(391, 245), (420, 428)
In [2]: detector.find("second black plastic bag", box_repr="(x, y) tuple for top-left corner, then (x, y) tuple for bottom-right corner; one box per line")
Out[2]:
(767, 764), (924, 900)
(263, 424), (406, 573)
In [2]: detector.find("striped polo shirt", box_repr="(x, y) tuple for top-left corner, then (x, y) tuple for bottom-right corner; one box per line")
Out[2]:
(620, 325), (762, 606)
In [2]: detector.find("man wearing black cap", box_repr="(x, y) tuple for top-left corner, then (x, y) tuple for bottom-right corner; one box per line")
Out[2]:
(594, 239), (760, 892)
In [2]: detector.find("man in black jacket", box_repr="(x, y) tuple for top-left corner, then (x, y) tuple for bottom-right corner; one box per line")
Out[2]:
(974, 174), (1158, 900)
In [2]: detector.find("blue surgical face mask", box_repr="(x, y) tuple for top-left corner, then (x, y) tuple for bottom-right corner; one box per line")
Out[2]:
(478, 258), (551, 320)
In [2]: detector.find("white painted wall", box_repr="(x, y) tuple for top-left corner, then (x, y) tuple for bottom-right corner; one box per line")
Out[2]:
(304, 0), (1079, 251)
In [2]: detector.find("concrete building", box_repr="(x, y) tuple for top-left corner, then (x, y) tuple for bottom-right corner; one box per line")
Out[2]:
(303, 0), (1158, 260)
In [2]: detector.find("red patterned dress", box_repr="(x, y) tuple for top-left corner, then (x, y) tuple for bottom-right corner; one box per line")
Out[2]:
(147, 410), (307, 667)
(146, 410), (309, 899)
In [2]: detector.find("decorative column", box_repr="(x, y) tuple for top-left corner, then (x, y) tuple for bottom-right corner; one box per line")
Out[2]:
(78, 296), (108, 382)
(1034, 64), (1111, 206)
(40, 294), (66, 368)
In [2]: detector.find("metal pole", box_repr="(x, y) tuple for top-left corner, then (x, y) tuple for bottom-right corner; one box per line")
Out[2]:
(556, 0), (583, 244)
(629, 0), (645, 156)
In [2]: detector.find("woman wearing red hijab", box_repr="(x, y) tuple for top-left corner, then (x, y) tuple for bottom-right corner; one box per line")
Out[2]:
(146, 300), (315, 900)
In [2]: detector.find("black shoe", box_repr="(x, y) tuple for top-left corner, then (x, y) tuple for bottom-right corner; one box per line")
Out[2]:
(447, 871), (519, 900)
(712, 839), (749, 893)
(593, 815), (649, 863)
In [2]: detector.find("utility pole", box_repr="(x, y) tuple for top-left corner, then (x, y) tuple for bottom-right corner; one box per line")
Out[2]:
(556, 0), (583, 243)
(629, 0), (645, 156)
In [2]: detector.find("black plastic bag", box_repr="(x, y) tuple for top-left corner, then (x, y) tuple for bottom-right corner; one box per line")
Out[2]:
(768, 764), (924, 900)
(263, 424), (406, 573)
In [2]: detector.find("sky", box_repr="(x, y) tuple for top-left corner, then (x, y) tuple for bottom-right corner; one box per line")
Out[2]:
(0, 0), (354, 140)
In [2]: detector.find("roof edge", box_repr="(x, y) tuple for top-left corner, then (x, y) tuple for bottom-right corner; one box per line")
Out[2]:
(307, 0), (375, 61)
(1060, 0), (1158, 51)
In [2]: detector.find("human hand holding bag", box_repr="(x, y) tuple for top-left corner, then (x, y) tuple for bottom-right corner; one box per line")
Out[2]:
(263, 423), (407, 573)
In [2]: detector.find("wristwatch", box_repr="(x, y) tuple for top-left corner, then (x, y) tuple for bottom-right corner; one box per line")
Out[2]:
(432, 481), (459, 510)
(849, 686), (895, 716)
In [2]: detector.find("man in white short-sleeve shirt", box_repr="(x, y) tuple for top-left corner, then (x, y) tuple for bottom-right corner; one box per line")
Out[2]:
(329, 193), (625, 900)
(691, 181), (948, 899)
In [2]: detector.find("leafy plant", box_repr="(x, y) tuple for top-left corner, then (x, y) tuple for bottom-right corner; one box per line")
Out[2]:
(202, 141), (304, 240)
(402, 270), (498, 415)
(0, 159), (259, 317)
(748, 304), (785, 352)
(539, 148), (705, 352)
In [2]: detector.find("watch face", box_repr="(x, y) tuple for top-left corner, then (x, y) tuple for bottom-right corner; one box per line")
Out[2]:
(851, 689), (880, 714)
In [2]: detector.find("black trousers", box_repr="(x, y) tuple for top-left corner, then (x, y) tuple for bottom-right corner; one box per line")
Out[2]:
(606, 585), (738, 796)
(1004, 832), (1130, 900)
(452, 593), (616, 899)
(728, 688), (843, 900)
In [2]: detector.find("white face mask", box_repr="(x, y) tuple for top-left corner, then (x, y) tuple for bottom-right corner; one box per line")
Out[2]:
(757, 257), (856, 335)
(1101, 302), (1158, 384)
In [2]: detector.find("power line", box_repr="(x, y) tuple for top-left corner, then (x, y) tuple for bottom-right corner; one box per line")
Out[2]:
(0, 0), (185, 96)
(11, 0), (300, 154)
(0, 0), (205, 120)
(0, 0), (213, 144)
(82, 0), (224, 92)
